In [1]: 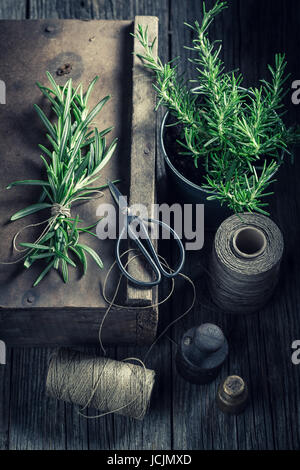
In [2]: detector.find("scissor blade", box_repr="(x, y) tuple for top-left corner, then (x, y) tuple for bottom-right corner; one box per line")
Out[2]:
(107, 180), (128, 212)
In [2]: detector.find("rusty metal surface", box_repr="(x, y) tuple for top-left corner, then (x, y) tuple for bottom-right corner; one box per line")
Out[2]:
(0, 20), (134, 309)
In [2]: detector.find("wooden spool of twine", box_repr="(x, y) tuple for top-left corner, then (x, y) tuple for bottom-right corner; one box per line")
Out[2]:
(209, 213), (284, 314)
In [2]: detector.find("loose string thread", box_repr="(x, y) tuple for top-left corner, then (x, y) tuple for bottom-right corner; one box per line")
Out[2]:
(99, 249), (196, 359)
(46, 248), (196, 420)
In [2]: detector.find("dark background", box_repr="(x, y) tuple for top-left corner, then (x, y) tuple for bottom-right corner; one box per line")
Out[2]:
(0, 0), (300, 450)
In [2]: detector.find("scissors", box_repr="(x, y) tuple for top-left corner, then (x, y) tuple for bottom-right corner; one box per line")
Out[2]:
(108, 181), (185, 287)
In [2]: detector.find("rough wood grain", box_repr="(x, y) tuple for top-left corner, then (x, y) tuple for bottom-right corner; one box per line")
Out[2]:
(0, 0), (26, 18)
(0, 1), (27, 452)
(126, 15), (159, 306)
(4, 0), (172, 452)
(1, 0), (300, 451)
(170, 0), (300, 451)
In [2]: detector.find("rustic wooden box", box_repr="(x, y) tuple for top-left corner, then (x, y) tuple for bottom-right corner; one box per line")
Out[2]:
(0, 17), (159, 346)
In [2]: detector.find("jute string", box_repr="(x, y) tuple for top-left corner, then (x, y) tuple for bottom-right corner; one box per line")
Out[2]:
(46, 349), (154, 420)
(46, 249), (196, 420)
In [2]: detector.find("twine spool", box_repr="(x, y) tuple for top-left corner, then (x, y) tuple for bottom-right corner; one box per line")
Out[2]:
(209, 213), (284, 314)
(46, 348), (155, 420)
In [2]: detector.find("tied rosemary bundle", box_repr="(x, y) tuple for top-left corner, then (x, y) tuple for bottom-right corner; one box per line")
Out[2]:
(7, 72), (117, 286)
(134, 0), (300, 214)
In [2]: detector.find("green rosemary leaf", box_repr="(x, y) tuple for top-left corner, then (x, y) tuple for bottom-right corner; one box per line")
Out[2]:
(10, 203), (52, 221)
(55, 250), (76, 267)
(46, 133), (60, 154)
(33, 259), (55, 287)
(80, 95), (110, 130)
(61, 259), (69, 283)
(80, 218), (103, 230)
(19, 242), (53, 250)
(77, 228), (98, 237)
(45, 71), (62, 100)
(69, 214), (80, 241)
(77, 243), (103, 269)
(99, 127), (114, 138)
(91, 138), (117, 176)
(83, 75), (99, 107)
(63, 78), (73, 122)
(59, 114), (71, 160)
(69, 128), (86, 162)
(34, 104), (56, 141)
(29, 253), (55, 260)
(9, 72), (116, 285)
(69, 246), (87, 274)
(38, 190), (47, 203)
(39, 231), (55, 243)
(38, 144), (52, 159)
(36, 83), (61, 115)
(88, 143), (95, 174)
(7, 180), (50, 189)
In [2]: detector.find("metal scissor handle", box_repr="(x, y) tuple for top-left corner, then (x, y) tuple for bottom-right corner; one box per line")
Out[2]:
(116, 217), (185, 287)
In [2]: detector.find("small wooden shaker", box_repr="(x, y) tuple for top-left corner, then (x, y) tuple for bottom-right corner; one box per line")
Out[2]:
(217, 375), (249, 414)
(176, 323), (228, 384)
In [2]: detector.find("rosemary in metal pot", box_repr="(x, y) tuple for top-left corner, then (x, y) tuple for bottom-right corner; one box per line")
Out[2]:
(7, 72), (117, 286)
(134, 0), (300, 214)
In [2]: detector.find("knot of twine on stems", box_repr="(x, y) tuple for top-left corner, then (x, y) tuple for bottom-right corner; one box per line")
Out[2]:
(5, 204), (70, 261)
(51, 203), (71, 218)
(0, 187), (106, 265)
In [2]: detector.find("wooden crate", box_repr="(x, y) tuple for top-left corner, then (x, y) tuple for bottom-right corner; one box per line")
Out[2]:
(0, 17), (159, 346)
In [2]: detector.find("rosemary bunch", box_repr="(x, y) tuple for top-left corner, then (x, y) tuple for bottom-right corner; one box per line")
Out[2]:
(7, 72), (117, 286)
(134, 0), (300, 214)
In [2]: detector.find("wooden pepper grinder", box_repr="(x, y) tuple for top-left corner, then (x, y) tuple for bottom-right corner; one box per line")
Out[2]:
(216, 375), (249, 414)
(176, 323), (228, 384)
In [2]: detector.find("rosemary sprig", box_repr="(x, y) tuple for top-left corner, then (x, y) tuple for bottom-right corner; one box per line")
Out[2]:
(134, 0), (300, 215)
(7, 72), (117, 286)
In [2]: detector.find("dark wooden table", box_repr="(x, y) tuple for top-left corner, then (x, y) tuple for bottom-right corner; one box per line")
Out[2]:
(1, 0), (300, 450)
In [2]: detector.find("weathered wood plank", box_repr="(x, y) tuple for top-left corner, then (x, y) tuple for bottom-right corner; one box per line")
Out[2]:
(8, 348), (67, 449)
(236, 0), (300, 450)
(170, 0), (300, 450)
(0, 0), (27, 451)
(126, 15), (159, 306)
(0, 0), (26, 18)
(0, 348), (12, 450)
(4, 0), (300, 451)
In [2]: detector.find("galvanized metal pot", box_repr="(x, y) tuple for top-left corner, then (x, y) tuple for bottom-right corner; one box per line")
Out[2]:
(160, 86), (283, 231)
